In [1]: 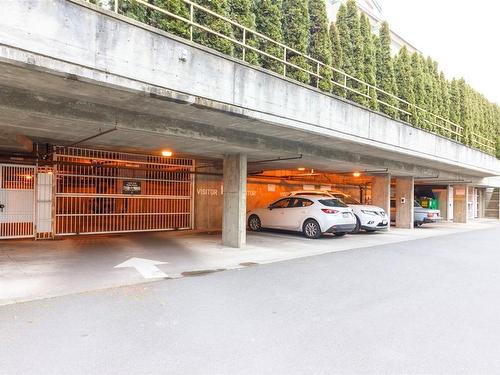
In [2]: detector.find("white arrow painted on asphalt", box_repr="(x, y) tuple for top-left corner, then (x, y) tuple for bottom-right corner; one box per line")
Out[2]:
(114, 257), (168, 279)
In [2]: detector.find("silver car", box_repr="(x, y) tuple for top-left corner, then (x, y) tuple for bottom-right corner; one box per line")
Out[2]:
(390, 199), (441, 227)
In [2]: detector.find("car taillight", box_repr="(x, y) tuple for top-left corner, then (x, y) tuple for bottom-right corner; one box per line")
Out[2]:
(427, 213), (435, 218)
(321, 209), (339, 214)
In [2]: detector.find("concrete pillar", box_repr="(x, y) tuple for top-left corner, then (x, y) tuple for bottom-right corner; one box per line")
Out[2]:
(371, 174), (391, 230)
(478, 188), (485, 218)
(446, 185), (454, 221)
(453, 184), (468, 223)
(395, 177), (414, 229)
(222, 153), (247, 248)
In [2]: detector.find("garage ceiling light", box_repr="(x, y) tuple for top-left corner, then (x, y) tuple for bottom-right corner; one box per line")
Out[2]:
(297, 167), (305, 171)
(352, 172), (361, 177)
(161, 150), (173, 157)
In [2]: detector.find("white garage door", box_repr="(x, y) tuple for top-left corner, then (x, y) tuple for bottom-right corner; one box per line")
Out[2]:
(0, 164), (35, 239)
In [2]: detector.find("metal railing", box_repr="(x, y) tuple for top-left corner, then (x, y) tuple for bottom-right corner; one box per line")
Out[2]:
(86, 0), (497, 155)
(471, 131), (496, 154)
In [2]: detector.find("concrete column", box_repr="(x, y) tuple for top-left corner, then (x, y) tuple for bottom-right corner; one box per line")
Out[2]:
(222, 153), (247, 248)
(446, 185), (454, 221)
(371, 174), (391, 230)
(395, 177), (414, 229)
(478, 188), (484, 218)
(453, 184), (468, 223)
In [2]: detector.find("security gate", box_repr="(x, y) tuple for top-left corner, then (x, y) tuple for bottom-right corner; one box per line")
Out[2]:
(0, 164), (36, 239)
(53, 147), (194, 235)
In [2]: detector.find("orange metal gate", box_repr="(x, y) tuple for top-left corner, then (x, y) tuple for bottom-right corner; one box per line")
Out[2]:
(53, 147), (194, 235)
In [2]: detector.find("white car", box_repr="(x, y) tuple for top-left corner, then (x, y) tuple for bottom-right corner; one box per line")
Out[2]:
(290, 191), (388, 233)
(247, 195), (356, 239)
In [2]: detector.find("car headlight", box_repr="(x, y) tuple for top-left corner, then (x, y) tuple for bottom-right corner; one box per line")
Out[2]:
(361, 210), (378, 216)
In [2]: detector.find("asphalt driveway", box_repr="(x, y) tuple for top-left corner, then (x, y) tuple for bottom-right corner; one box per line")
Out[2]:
(1, 226), (500, 374)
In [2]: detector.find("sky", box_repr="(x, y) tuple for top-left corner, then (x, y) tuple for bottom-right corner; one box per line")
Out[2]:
(379, 0), (500, 105)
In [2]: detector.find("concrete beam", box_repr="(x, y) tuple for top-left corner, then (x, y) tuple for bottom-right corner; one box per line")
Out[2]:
(222, 153), (247, 248)
(0, 85), (447, 178)
(395, 177), (414, 229)
(371, 174), (391, 230)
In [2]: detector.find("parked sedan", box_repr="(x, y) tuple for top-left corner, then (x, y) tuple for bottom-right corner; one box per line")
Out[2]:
(414, 200), (441, 227)
(247, 195), (356, 239)
(390, 199), (441, 227)
(290, 190), (388, 233)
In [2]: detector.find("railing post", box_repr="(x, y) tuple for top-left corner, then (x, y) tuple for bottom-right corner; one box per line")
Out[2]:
(283, 47), (287, 76)
(114, 0), (118, 13)
(242, 28), (246, 61)
(189, 3), (194, 41)
(316, 63), (320, 88)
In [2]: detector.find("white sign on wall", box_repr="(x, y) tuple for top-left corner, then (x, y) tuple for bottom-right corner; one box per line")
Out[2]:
(267, 184), (276, 192)
(196, 188), (218, 196)
(303, 184), (315, 191)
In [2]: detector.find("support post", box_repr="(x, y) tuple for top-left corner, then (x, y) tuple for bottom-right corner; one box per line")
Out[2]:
(453, 184), (468, 223)
(371, 174), (391, 230)
(222, 153), (247, 248)
(446, 185), (454, 221)
(395, 176), (414, 229)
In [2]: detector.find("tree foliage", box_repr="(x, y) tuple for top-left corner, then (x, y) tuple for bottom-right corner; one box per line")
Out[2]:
(255, 0), (284, 74)
(376, 21), (398, 118)
(282, 0), (310, 84)
(193, 0), (234, 55)
(394, 46), (415, 123)
(329, 22), (344, 97)
(230, 0), (259, 65)
(360, 14), (377, 110)
(308, 0), (333, 91)
(336, 1), (365, 104)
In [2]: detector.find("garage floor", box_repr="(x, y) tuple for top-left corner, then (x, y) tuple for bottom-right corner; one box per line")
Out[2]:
(1, 219), (499, 306)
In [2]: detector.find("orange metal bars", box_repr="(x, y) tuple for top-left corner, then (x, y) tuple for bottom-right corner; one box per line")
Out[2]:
(53, 147), (195, 235)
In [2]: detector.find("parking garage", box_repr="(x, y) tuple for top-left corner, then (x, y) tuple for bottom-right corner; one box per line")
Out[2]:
(1, 0), (500, 307)
(1, 143), (497, 243)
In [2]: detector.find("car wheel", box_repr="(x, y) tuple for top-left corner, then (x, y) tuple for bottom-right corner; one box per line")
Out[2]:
(303, 219), (322, 239)
(351, 216), (361, 234)
(334, 232), (346, 237)
(248, 215), (262, 231)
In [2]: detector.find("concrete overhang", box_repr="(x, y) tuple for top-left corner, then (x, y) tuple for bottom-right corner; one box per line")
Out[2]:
(0, 0), (499, 182)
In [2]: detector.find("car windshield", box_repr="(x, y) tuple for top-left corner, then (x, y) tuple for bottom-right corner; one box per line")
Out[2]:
(331, 193), (360, 205)
(319, 198), (348, 208)
(414, 200), (422, 208)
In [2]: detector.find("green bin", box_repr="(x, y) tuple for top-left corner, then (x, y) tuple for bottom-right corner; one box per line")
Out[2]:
(420, 197), (438, 209)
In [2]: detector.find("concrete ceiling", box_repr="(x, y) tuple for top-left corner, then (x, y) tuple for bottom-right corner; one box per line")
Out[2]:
(0, 62), (479, 180)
